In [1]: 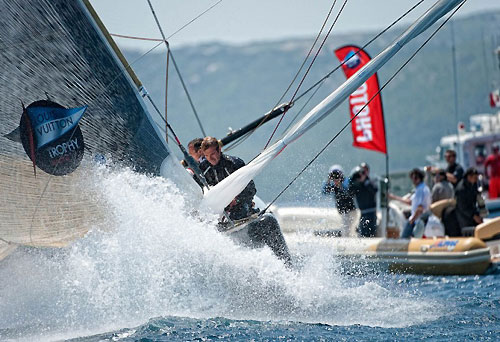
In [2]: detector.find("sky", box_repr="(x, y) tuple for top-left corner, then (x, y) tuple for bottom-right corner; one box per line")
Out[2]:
(89, 0), (500, 51)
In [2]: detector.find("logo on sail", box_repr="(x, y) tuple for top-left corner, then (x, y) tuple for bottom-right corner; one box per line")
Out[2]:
(18, 100), (87, 176)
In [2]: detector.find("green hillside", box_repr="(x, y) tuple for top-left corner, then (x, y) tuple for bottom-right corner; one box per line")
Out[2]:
(124, 11), (500, 203)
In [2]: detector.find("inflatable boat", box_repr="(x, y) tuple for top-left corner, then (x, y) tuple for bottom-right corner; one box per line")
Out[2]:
(271, 203), (500, 275)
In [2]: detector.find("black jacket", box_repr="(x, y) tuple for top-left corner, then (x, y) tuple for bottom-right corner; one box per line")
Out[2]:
(323, 181), (356, 214)
(199, 154), (257, 220)
(455, 178), (479, 229)
(446, 162), (464, 188)
(349, 177), (378, 212)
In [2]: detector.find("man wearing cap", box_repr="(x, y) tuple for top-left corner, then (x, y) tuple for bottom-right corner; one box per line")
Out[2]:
(323, 165), (359, 237)
(485, 145), (500, 199)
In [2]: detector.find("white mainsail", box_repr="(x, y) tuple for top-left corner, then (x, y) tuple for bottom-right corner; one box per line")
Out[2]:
(201, 0), (465, 215)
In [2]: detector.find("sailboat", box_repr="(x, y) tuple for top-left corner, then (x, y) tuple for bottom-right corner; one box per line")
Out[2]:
(0, 0), (201, 260)
(0, 0), (294, 263)
(1, 0), (490, 276)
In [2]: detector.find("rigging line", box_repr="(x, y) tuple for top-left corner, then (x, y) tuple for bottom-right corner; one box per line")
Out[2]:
(110, 33), (163, 42)
(229, 0), (339, 152)
(146, 0), (170, 143)
(222, 0), (339, 155)
(223, 0), (424, 156)
(277, 0), (425, 136)
(165, 0), (223, 41)
(293, 0), (425, 105)
(260, 1), (467, 215)
(272, 0), (339, 109)
(283, 79), (324, 133)
(168, 48), (207, 137)
(146, 0), (168, 41)
(110, 0), (223, 43)
(146, 0), (206, 137)
(263, 0), (349, 150)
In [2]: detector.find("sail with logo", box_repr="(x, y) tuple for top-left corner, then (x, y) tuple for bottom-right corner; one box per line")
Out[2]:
(0, 0), (198, 259)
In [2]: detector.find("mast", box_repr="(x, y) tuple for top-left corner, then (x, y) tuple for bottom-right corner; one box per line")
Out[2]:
(202, 0), (466, 215)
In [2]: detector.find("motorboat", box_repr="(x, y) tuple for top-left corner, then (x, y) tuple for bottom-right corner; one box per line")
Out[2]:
(271, 200), (500, 275)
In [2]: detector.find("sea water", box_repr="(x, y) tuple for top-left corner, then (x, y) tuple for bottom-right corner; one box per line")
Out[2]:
(0, 168), (498, 341)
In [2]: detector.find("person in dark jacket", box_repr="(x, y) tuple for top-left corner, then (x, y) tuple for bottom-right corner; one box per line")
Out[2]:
(350, 163), (378, 237)
(199, 136), (291, 265)
(454, 167), (483, 233)
(444, 149), (464, 188)
(323, 165), (359, 237)
(199, 137), (257, 221)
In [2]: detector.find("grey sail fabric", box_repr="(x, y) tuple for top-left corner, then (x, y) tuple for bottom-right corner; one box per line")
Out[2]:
(0, 0), (170, 250)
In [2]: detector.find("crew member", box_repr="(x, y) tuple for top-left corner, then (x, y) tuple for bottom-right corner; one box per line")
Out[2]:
(188, 138), (204, 163)
(200, 137), (257, 220)
(199, 137), (291, 265)
(182, 137), (205, 187)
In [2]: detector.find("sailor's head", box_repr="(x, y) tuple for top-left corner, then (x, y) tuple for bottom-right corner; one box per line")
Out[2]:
(201, 136), (222, 166)
(493, 145), (499, 154)
(188, 138), (203, 161)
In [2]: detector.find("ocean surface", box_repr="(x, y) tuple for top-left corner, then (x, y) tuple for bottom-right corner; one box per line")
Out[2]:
(0, 168), (498, 342)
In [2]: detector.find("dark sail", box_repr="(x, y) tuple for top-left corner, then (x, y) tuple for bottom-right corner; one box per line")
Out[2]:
(0, 0), (172, 251)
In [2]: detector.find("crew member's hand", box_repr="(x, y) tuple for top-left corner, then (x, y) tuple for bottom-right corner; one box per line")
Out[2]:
(473, 214), (483, 225)
(229, 198), (237, 208)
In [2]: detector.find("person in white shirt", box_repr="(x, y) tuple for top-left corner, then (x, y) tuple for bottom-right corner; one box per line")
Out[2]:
(389, 168), (431, 238)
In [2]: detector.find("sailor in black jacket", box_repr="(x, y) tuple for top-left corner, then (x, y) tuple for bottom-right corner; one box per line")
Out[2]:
(199, 137), (257, 220)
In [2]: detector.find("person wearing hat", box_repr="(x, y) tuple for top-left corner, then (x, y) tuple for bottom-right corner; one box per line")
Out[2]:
(485, 145), (500, 198)
(454, 167), (483, 234)
(349, 163), (378, 237)
(323, 165), (359, 237)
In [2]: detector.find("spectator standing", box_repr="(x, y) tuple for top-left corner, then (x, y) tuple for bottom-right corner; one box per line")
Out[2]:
(484, 145), (500, 199)
(431, 169), (454, 203)
(323, 165), (359, 237)
(444, 149), (464, 188)
(454, 167), (483, 233)
(389, 168), (431, 238)
(350, 163), (378, 237)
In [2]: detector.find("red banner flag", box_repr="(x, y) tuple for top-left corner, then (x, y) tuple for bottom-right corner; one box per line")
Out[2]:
(334, 45), (387, 154)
